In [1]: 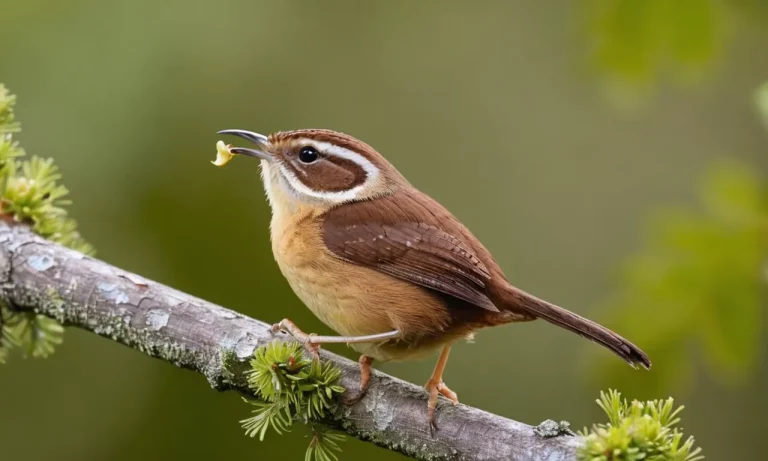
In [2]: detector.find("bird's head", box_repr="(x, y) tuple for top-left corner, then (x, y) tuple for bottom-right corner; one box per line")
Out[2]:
(218, 129), (407, 211)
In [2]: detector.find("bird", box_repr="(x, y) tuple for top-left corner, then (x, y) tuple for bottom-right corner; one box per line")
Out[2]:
(216, 128), (651, 429)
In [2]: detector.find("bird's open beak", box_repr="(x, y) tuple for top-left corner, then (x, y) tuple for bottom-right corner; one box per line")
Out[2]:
(217, 129), (272, 161)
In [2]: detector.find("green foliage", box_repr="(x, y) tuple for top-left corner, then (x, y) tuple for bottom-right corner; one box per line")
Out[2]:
(0, 83), (92, 363)
(582, 0), (767, 99)
(579, 390), (703, 461)
(241, 341), (346, 461)
(591, 82), (768, 394)
(0, 86), (20, 135)
(0, 304), (63, 364)
(590, 161), (767, 394)
(757, 81), (768, 131)
(585, 0), (722, 86)
(305, 429), (345, 461)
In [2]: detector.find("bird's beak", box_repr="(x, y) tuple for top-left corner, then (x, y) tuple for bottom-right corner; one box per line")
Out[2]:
(216, 129), (272, 161)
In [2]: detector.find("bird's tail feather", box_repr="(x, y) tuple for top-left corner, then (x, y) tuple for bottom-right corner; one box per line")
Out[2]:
(491, 283), (651, 369)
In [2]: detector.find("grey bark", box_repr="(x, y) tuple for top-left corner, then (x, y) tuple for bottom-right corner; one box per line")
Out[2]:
(0, 223), (581, 461)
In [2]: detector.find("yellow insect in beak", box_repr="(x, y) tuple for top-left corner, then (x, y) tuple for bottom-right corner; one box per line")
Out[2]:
(211, 140), (235, 167)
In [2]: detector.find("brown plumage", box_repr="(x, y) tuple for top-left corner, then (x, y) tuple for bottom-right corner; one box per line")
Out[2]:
(322, 189), (650, 369)
(218, 127), (651, 428)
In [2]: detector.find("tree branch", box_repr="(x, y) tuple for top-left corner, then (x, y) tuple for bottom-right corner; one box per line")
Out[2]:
(0, 223), (581, 461)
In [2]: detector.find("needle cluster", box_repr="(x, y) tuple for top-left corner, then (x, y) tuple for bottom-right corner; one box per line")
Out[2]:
(578, 389), (703, 461)
(240, 341), (346, 461)
(0, 84), (92, 364)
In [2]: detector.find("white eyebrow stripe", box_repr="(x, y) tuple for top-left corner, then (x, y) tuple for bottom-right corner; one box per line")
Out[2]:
(276, 138), (381, 203)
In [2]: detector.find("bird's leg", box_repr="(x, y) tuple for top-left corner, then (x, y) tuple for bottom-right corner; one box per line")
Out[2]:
(344, 355), (374, 405)
(424, 344), (459, 433)
(271, 318), (322, 358)
(271, 318), (400, 359)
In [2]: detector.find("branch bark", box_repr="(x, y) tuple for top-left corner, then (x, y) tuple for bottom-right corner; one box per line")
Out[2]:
(0, 223), (581, 461)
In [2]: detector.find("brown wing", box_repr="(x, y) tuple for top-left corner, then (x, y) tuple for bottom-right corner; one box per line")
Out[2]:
(321, 190), (499, 312)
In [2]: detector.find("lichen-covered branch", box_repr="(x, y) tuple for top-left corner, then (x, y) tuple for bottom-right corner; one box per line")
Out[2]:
(0, 222), (581, 461)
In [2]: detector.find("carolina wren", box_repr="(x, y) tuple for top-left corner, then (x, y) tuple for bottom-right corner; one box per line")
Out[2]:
(217, 128), (650, 428)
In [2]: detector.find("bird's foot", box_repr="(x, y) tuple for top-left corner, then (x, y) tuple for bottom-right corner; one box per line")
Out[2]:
(425, 378), (459, 405)
(270, 318), (321, 360)
(343, 355), (374, 405)
(424, 378), (459, 434)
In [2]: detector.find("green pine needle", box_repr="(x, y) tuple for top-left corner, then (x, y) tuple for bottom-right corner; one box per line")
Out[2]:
(0, 303), (64, 359)
(0, 83), (93, 364)
(579, 390), (704, 461)
(241, 400), (294, 440)
(0, 86), (20, 135)
(240, 341), (346, 460)
(305, 427), (344, 461)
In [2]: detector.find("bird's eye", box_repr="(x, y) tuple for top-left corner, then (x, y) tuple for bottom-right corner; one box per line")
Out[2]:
(298, 146), (319, 164)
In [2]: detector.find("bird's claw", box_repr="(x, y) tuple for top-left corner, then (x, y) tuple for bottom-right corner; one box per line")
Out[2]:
(270, 319), (321, 360)
(424, 379), (459, 435)
(302, 334), (321, 360)
(343, 391), (365, 405)
(429, 419), (438, 436)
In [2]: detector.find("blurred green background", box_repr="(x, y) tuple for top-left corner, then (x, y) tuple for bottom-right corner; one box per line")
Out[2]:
(1, 1), (767, 459)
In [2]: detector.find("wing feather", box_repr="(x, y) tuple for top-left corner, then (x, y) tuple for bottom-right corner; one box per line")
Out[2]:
(322, 192), (499, 311)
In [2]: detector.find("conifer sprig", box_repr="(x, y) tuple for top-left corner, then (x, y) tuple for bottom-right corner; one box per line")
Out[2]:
(0, 84), (92, 363)
(579, 390), (704, 461)
(240, 341), (345, 461)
